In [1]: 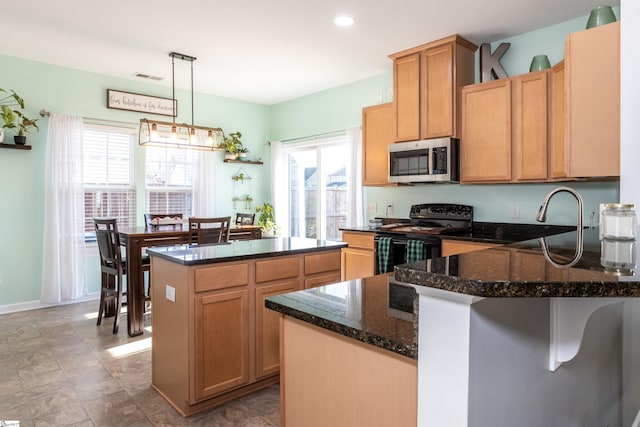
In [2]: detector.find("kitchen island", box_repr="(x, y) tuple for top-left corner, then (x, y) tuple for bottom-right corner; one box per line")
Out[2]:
(146, 237), (345, 416)
(267, 228), (640, 426)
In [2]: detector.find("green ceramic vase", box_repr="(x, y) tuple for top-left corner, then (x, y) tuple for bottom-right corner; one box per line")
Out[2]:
(529, 55), (551, 72)
(586, 5), (617, 29)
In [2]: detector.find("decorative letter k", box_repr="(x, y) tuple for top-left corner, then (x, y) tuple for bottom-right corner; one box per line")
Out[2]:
(480, 43), (510, 82)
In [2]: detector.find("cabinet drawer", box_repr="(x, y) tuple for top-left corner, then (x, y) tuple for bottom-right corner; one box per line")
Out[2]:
(341, 231), (375, 250)
(305, 271), (342, 289)
(256, 256), (300, 283)
(305, 251), (341, 275)
(195, 263), (249, 292)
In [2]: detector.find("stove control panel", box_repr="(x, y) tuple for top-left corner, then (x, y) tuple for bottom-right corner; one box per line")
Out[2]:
(410, 203), (473, 221)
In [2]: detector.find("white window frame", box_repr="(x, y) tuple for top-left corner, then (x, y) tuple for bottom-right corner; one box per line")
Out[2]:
(282, 134), (348, 240)
(82, 122), (137, 242)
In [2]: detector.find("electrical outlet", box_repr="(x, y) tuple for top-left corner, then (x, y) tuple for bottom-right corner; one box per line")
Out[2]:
(386, 204), (394, 216)
(165, 285), (176, 302)
(0, 273), (3, 287)
(368, 202), (377, 214)
(511, 204), (520, 219)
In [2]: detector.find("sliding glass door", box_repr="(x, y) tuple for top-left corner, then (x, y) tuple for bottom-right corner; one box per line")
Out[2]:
(287, 140), (348, 240)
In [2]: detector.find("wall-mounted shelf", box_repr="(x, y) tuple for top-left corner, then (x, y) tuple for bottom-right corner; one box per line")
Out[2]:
(0, 143), (32, 150)
(224, 159), (263, 165)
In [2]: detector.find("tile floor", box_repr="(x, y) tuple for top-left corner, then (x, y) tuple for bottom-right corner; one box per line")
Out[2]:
(0, 301), (280, 426)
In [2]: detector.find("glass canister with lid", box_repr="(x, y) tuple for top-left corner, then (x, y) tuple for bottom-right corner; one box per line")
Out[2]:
(601, 203), (637, 240)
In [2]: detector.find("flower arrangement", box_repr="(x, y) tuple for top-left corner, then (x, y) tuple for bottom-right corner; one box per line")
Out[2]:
(256, 202), (280, 236)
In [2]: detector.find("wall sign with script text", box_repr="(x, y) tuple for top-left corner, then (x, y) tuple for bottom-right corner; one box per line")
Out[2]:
(106, 89), (177, 117)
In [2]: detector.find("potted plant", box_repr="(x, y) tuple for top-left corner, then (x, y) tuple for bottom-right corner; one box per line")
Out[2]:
(1, 88), (24, 144)
(256, 202), (280, 236)
(237, 146), (249, 160)
(218, 131), (244, 160)
(13, 111), (39, 145)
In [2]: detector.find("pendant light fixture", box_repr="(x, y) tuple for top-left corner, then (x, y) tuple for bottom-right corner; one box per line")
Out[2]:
(139, 51), (224, 150)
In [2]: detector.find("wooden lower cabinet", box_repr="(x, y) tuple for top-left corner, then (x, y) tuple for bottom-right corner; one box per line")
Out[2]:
(280, 316), (417, 427)
(341, 230), (375, 280)
(194, 289), (249, 401)
(255, 280), (298, 378)
(151, 248), (341, 416)
(441, 239), (501, 256)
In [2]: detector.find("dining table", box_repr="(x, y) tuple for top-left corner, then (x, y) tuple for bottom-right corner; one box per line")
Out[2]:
(118, 223), (263, 336)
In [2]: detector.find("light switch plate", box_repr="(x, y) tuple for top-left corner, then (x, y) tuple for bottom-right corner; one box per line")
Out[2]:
(368, 202), (377, 214)
(166, 285), (176, 302)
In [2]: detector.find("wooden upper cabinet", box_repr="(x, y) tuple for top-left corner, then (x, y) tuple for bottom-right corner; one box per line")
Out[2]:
(390, 35), (477, 142)
(513, 71), (549, 181)
(421, 44), (454, 138)
(393, 53), (421, 141)
(549, 60), (567, 179)
(362, 103), (393, 186)
(461, 79), (512, 182)
(461, 70), (550, 183)
(565, 21), (620, 178)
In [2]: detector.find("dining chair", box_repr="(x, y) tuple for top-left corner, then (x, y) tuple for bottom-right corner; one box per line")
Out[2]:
(144, 213), (184, 227)
(94, 218), (150, 334)
(188, 216), (232, 244)
(235, 212), (255, 226)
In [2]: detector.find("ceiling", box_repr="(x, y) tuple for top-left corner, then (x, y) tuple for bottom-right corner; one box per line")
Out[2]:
(0, 0), (619, 105)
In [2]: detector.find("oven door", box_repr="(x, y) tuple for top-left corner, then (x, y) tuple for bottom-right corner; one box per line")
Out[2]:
(374, 234), (441, 274)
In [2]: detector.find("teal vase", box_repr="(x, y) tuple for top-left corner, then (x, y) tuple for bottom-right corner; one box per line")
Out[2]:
(529, 55), (551, 72)
(586, 6), (617, 29)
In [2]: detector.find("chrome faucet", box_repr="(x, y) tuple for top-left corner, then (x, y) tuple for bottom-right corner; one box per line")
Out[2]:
(536, 186), (584, 268)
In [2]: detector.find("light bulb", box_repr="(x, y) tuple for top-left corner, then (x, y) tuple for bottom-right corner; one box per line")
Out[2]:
(190, 128), (196, 143)
(207, 130), (213, 146)
(150, 123), (158, 139)
(170, 125), (177, 142)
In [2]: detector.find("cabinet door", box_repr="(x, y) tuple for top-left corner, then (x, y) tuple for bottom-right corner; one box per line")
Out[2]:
(441, 240), (500, 256)
(421, 43), (454, 139)
(255, 280), (298, 379)
(458, 248), (511, 281)
(193, 289), (249, 402)
(393, 53), (421, 142)
(565, 22), (620, 177)
(362, 103), (393, 186)
(461, 79), (512, 182)
(549, 61), (567, 179)
(341, 247), (375, 281)
(514, 71), (549, 181)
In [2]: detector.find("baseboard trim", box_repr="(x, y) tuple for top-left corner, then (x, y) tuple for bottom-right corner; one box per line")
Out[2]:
(0, 293), (100, 315)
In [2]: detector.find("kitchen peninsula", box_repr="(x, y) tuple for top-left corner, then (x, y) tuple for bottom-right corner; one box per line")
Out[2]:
(146, 237), (345, 416)
(267, 228), (640, 426)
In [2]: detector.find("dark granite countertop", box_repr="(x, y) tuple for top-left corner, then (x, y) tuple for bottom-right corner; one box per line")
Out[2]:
(442, 222), (576, 244)
(146, 237), (346, 265)
(265, 273), (418, 359)
(340, 221), (575, 244)
(395, 227), (640, 298)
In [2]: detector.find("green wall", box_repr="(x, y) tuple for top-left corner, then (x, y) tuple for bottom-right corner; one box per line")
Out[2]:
(269, 9), (620, 224)
(0, 55), (272, 308)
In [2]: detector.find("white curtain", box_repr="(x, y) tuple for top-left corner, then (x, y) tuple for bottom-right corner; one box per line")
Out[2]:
(270, 140), (289, 236)
(346, 127), (364, 227)
(192, 131), (217, 216)
(41, 114), (87, 303)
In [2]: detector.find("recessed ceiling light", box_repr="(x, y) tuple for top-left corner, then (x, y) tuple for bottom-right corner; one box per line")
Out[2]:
(334, 16), (355, 27)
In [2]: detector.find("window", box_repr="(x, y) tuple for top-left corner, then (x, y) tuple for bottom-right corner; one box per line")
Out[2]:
(145, 145), (193, 216)
(287, 136), (349, 240)
(82, 124), (135, 233)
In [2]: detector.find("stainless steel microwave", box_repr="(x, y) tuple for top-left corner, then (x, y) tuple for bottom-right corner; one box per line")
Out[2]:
(388, 138), (459, 184)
